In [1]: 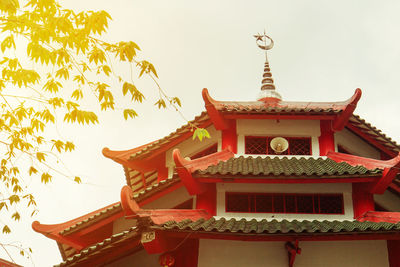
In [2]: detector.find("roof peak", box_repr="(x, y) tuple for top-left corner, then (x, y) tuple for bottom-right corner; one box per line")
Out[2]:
(254, 31), (282, 101)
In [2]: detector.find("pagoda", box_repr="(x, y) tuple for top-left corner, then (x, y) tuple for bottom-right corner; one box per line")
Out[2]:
(33, 33), (400, 267)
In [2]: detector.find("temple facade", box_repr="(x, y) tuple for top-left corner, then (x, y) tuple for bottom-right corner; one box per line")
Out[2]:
(33, 33), (400, 267)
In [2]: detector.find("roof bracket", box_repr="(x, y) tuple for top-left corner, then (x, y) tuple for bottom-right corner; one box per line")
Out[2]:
(285, 240), (301, 267)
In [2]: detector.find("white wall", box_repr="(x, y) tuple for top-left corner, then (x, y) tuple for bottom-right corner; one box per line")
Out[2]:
(335, 128), (380, 159)
(166, 125), (221, 177)
(236, 119), (320, 157)
(216, 183), (354, 221)
(141, 186), (191, 209)
(374, 190), (400, 211)
(198, 240), (388, 267)
(106, 249), (159, 267)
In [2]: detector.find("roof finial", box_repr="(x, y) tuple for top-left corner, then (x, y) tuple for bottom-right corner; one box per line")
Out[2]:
(254, 30), (282, 101)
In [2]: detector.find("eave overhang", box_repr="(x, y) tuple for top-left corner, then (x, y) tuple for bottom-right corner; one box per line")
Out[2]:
(202, 88), (362, 129)
(327, 151), (400, 194)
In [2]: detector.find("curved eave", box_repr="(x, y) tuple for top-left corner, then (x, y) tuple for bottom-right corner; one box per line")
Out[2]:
(32, 202), (122, 249)
(202, 88), (361, 114)
(102, 141), (157, 165)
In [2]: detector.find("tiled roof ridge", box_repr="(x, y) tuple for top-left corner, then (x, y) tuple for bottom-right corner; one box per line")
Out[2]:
(158, 217), (400, 234)
(60, 203), (122, 235)
(194, 155), (382, 177)
(55, 226), (139, 267)
(350, 114), (400, 151)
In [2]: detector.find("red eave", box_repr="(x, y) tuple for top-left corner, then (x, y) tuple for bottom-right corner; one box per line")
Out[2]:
(102, 141), (157, 165)
(357, 211), (400, 223)
(327, 151), (400, 193)
(32, 202), (123, 251)
(173, 147), (234, 195)
(202, 88), (361, 123)
(120, 185), (211, 224)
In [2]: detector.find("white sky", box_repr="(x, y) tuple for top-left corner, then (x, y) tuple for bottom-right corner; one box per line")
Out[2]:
(2, 0), (400, 266)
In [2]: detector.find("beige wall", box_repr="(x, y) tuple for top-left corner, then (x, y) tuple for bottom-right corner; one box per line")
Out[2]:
(236, 119), (321, 157)
(106, 249), (159, 267)
(335, 128), (380, 159)
(198, 239), (389, 267)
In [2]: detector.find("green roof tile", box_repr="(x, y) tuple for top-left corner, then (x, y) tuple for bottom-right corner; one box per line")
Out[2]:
(194, 156), (381, 177)
(159, 217), (400, 234)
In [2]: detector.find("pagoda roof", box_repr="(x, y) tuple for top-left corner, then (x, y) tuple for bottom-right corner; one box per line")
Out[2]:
(203, 88), (360, 115)
(55, 217), (400, 266)
(103, 114), (400, 166)
(193, 156), (381, 179)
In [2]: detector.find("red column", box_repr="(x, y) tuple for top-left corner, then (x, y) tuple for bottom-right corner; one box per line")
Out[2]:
(352, 183), (374, 219)
(174, 238), (199, 267)
(387, 240), (400, 267)
(196, 184), (216, 216)
(319, 120), (335, 156)
(222, 119), (237, 153)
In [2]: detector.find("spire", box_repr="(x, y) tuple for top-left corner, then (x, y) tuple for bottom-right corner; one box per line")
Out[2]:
(254, 31), (282, 101)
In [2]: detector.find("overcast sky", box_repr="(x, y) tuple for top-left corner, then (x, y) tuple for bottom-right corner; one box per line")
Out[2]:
(2, 0), (400, 266)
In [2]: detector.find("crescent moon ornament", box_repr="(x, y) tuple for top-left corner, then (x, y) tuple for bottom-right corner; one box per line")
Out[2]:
(254, 31), (274, 51)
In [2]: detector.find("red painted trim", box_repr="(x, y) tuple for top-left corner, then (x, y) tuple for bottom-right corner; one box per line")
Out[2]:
(352, 183), (374, 219)
(225, 114), (337, 120)
(222, 119), (237, 153)
(346, 124), (397, 157)
(196, 177), (378, 184)
(357, 211), (400, 223)
(202, 88), (228, 130)
(319, 120), (335, 156)
(332, 88), (362, 131)
(387, 240), (400, 267)
(196, 184), (217, 216)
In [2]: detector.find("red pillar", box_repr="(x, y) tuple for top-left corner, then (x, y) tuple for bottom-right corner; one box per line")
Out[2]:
(387, 240), (400, 267)
(319, 120), (335, 156)
(352, 183), (374, 219)
(222, 119), (237, 153)
(196, 184), (216, 216)
(174, 238), (199, 267)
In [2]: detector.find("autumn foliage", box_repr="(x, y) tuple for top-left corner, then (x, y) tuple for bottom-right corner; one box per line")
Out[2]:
(0, 0), (188, 256)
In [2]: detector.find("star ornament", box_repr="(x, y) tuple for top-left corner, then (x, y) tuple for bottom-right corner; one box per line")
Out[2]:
(253, 33), (264, 41)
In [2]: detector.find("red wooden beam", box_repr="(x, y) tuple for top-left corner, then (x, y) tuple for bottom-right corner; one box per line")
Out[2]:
(319, 120), (335, 156)
(202, 88), (228, 130)
(196, 177), (378, 184)
(332, 88), (362, 131)
(224, 114), (336, 120)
